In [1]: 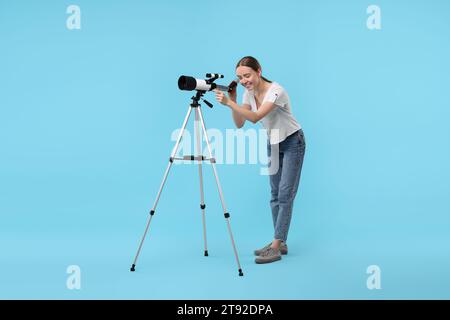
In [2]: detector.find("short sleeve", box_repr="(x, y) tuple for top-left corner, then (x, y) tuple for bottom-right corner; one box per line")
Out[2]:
(265, 84), (288, 107)
(265, 86), (282, 104)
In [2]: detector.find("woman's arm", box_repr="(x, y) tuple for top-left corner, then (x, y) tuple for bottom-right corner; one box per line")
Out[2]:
(226, 84), (248, 128)
(214, 89), (277, 125)
(232, 104), (251, 128)
(227, 100), (277, 124)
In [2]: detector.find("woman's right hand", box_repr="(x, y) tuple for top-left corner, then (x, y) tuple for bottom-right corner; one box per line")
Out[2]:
(228, 81), (237, 102)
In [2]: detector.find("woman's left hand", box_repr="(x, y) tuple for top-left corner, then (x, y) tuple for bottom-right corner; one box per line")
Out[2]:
(214, 90), (230, 106)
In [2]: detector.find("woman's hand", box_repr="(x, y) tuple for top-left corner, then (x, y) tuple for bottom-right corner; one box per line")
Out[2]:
(214, 90), (230, 106)
(228, 80), (237, 102)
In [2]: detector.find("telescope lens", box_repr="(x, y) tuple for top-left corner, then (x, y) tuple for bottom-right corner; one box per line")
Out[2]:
(178, 76), (197, 91)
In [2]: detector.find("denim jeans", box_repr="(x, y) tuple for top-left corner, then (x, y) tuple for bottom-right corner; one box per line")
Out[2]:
(267, 129), (306, 242)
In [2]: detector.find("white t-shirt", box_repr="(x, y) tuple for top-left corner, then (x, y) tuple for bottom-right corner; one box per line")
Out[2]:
(242, 82), (301, 144)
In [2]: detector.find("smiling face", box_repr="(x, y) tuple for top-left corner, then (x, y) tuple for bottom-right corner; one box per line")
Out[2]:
(236, 66), (261, 91)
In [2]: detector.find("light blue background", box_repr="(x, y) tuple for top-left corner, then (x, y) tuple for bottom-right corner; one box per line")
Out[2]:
(1, 0), (449, 299)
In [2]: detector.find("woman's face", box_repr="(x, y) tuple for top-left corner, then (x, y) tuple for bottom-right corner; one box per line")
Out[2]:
(236, 66), (261, 91)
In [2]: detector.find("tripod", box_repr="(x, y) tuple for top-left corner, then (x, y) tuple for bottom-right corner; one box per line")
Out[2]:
(130, 90), (244, 276)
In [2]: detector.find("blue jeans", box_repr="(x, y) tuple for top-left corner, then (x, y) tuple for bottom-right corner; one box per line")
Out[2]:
(267, 129), (306, 242)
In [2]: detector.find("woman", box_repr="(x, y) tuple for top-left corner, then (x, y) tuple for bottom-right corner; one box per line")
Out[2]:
(214, 56), (306, 264)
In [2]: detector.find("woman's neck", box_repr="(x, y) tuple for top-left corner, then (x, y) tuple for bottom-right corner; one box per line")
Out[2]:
(254, 80), (270, 97)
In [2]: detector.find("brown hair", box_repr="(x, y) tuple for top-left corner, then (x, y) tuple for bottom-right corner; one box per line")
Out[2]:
(236, 56), (272, 83)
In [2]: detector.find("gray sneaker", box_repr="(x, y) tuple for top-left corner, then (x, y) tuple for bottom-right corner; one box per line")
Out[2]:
(255, 247), (282, 264)
(254, 242), (288, 256)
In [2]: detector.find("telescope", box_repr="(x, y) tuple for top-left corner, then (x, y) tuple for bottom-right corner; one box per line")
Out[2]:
(178, 74), (237, 92)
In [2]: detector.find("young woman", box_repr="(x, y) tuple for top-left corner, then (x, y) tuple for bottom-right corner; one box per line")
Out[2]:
(214, 56), (306, 264)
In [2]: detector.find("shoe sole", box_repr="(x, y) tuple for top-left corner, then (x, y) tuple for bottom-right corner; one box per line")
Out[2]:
(254, 249), (288, 256)
(255, 256), (282, 264)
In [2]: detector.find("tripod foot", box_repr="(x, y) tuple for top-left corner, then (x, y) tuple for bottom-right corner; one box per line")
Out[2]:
(130, 264), (136, 272)
(204, 250), (209, 257)
(238, 269), (244, 277)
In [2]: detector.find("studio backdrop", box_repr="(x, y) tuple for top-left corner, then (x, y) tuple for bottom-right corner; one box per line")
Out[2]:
(1, 0), (449, 299)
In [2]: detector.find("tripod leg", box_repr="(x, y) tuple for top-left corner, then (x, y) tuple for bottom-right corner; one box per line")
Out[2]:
(197, 107), (244, 277)
(131, 106), (194, 272)
(195, 108), (209, 256)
